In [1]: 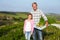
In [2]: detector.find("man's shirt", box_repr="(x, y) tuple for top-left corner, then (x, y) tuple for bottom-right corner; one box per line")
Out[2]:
(30, 9), (48, 30)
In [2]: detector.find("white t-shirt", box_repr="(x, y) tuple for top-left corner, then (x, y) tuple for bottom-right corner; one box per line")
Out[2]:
(25, 20), (31, 31)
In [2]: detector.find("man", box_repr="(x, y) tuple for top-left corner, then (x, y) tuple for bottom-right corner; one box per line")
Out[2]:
(30, 2), (48, 40)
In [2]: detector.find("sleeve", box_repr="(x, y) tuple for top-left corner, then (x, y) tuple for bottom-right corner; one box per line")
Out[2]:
(31, 20), (34, 33)
(40, 10), (48, 21)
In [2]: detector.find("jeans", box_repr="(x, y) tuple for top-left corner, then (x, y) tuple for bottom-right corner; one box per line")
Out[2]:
(33, 28), (43, 40)
(25, 31), (31, 40)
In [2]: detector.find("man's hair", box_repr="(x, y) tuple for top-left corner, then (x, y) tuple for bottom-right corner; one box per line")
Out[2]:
(32, 2), (37, 6)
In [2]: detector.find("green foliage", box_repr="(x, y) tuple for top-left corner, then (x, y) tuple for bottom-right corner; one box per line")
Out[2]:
(43, 25), (60, 40)
(0, 12), (60, 40)
(47, 16), (56, 24)
(39, 16), (56, 25)
(0, 22), (60, 40)
(0, 22), (25, 40)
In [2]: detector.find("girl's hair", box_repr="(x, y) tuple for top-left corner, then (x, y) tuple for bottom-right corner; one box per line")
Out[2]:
(27, 13), (33, 19)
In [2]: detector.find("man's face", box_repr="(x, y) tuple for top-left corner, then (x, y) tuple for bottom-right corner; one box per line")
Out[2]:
(32, 4), (37, 11)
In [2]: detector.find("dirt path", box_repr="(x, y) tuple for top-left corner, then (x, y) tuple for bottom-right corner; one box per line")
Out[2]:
(51, 24), (60, 28)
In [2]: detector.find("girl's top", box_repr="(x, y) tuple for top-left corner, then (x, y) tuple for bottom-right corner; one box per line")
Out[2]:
(24, 19), (34, 32)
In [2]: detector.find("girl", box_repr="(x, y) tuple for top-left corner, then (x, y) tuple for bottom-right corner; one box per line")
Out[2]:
(23, 13), (34, 40)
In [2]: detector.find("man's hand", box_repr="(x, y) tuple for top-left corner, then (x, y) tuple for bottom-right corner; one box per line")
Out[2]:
(45, 21), (48, 27)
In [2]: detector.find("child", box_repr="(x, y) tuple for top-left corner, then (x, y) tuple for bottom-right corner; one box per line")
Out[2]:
(23, 13), (34, 40)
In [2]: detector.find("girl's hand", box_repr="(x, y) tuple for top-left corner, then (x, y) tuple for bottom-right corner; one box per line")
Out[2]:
(23, 31), (25, 34)
(31, 32), (33, 35)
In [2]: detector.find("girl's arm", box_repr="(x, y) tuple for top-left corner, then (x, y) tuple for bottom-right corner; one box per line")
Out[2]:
(23, 20), (26, 34)
(31, 20), (34, 33)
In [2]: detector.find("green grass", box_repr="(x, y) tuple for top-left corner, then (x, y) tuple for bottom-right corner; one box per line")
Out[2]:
(56, 21), (60, 24)
(0, 21), (60, 40)
(0, 21), (24, 40)
(0, 12), (60, 40)
(43, 25), (60, 40)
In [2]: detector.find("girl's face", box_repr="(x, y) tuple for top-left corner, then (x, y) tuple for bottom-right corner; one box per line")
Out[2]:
(28, 15), (32, 19)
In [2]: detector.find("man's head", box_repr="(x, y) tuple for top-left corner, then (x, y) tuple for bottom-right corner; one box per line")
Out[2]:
(32, 2), (38, 11)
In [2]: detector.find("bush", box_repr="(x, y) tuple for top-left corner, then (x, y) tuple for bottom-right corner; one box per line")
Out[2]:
(0, 21), (25, 40)
(39, 16), (56, 25)
(0, 13), (59, 40)
(43, 25), (60, 40)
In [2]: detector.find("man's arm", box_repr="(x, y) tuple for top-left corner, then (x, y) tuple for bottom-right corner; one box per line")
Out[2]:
(45, 21), (48, 27)
(40, 10), (48, 27)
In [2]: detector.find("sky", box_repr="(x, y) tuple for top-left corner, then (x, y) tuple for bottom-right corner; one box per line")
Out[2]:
(0, 0), (60, 13)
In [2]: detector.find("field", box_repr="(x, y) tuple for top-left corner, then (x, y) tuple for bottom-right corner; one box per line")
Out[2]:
(0, 12), (60, 40)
